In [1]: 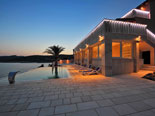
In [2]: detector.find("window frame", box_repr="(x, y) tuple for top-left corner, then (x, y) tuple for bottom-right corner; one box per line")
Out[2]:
(112, 40), (133, 59)
(122, 41), (132, 59)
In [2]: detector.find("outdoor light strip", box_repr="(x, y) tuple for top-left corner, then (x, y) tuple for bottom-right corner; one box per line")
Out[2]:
(74, 19), (147, 51)
(104, 19), (147, 35)
(122, 9), (150, 19)
(146, 29), (155, 44)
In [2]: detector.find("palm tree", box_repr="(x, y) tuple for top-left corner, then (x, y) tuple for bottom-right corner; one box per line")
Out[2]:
(44, 45), (65, 78)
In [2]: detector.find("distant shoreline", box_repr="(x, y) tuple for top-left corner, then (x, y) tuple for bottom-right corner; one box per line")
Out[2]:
(0, 55), (73, 63)
(0, 62), (51, 63)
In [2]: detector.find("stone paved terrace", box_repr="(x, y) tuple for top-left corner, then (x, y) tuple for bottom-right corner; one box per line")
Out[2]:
(0, 65), (155, 116)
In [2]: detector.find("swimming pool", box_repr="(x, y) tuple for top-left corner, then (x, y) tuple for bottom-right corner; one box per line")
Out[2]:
(0, 66), (70, 83)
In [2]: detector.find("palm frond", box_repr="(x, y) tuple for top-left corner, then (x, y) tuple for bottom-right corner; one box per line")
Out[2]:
(43, 45), (65, 59)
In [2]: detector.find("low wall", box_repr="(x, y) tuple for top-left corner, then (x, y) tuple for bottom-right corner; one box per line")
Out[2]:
(112, 58), (134, 75)
(92, 58), (102, 68)
(139, 59), (144, 69)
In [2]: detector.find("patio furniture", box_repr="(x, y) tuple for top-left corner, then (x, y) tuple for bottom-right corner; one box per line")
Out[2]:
(82, 67), (101, 75)
(79, 65), (92, 72)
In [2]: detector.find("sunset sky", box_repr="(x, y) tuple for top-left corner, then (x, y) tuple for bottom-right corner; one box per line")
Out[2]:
(0, 0), (145, 56)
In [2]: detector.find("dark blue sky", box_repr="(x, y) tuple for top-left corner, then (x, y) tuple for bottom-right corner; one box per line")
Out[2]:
(0, 0), (145, 56)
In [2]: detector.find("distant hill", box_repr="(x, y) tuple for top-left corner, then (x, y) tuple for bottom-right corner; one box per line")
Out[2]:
(0, 55), (73, 63)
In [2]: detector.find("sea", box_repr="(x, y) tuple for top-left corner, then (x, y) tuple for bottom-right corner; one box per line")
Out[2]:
(0, 63), (48, 79)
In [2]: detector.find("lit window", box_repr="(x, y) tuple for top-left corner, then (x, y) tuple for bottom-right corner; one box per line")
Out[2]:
(92, 46), (98, 58)
(122, 42), (132, 58)
(112, 42), (120, 57)
(99, 44), (104, 58)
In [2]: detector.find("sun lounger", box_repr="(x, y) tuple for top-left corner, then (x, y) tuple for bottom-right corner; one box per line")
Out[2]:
(82, 67), (101, 75)
(79, 65), (92, 72)
(82, 66), (98, 72)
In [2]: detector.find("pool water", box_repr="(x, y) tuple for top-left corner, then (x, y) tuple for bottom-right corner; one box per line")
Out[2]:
(0, 66), (70, 83)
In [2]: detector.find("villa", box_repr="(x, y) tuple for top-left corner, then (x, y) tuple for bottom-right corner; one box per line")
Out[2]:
(73, 0), (155, 76)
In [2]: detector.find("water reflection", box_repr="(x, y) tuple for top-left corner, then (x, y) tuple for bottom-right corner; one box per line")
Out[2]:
(48, 66), (59, 79)
(0, 66), (70, 83)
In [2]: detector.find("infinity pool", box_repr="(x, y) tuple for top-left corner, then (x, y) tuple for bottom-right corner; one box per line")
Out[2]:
(0, 66), (70, 83)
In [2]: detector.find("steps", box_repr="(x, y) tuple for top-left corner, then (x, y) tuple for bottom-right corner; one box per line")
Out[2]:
(141, 65), (155, 71)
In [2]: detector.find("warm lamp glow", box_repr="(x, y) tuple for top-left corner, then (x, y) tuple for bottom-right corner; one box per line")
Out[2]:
(59, 60), (63, 64)
(140, 7), (145, 11)
(85, 44), (89, 48)
(135, 36), (141, 42)
(99, 35), (104, 41)
(66, 59), (70, 64)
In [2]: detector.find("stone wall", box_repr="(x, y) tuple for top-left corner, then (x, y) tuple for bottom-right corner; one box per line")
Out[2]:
(139, 59), (144, 69)
(112, 58), (134, 75)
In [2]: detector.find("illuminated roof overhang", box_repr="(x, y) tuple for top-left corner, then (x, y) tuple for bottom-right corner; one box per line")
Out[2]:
(122, 9), (150, 19)
(74, 19), (148, 51)
(147, 29), (155, 44)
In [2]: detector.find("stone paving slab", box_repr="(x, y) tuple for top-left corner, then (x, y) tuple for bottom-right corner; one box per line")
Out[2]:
(127, 110), (155, 116)
(71, 97), (82, 103)
(113, 104), (136, 115)
(128, 101), (152, 112)
(63, 98), (70, 104)
(143, 98), (155, 108)
(16, 98), (28, 104)
(17, 109), (39, 116)
(0, 111), (18, 116)
(27, 101), (50, 109)
(0, 65), (155, 116)
(66, 109), (98, 116)
(51, 99), (63, 107)
(39, 107), (55, 116)
(77, 101), (99, 110)
(0, 104), (15, 112)
(96, 107), (119, 116)
(12, 103), (29, 111)
(55, 104), (77, 114)
(27, 96), (44, 103)
(97, 99), (115, 107)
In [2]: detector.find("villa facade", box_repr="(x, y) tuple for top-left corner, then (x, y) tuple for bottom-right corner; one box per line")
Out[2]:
(73, 0), (155, 76)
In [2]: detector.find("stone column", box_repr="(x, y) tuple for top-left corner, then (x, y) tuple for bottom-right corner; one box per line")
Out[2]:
(133, 42), (140, 72)
(77, 52), (79, 64)
(86, 48), (89, 67)
(101, 37), (112, 76)
(75, 52), (77, 64)
(81, 50), (84, 65)
(86, 47), (92, 67)
(75, 52), (78, 63)
(89, 47), (92, 66)
(86, 49), (88, 67)
(98, 45), (100, 59)
(74, 53), (76, 64)
(79, 51), (82, 65)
